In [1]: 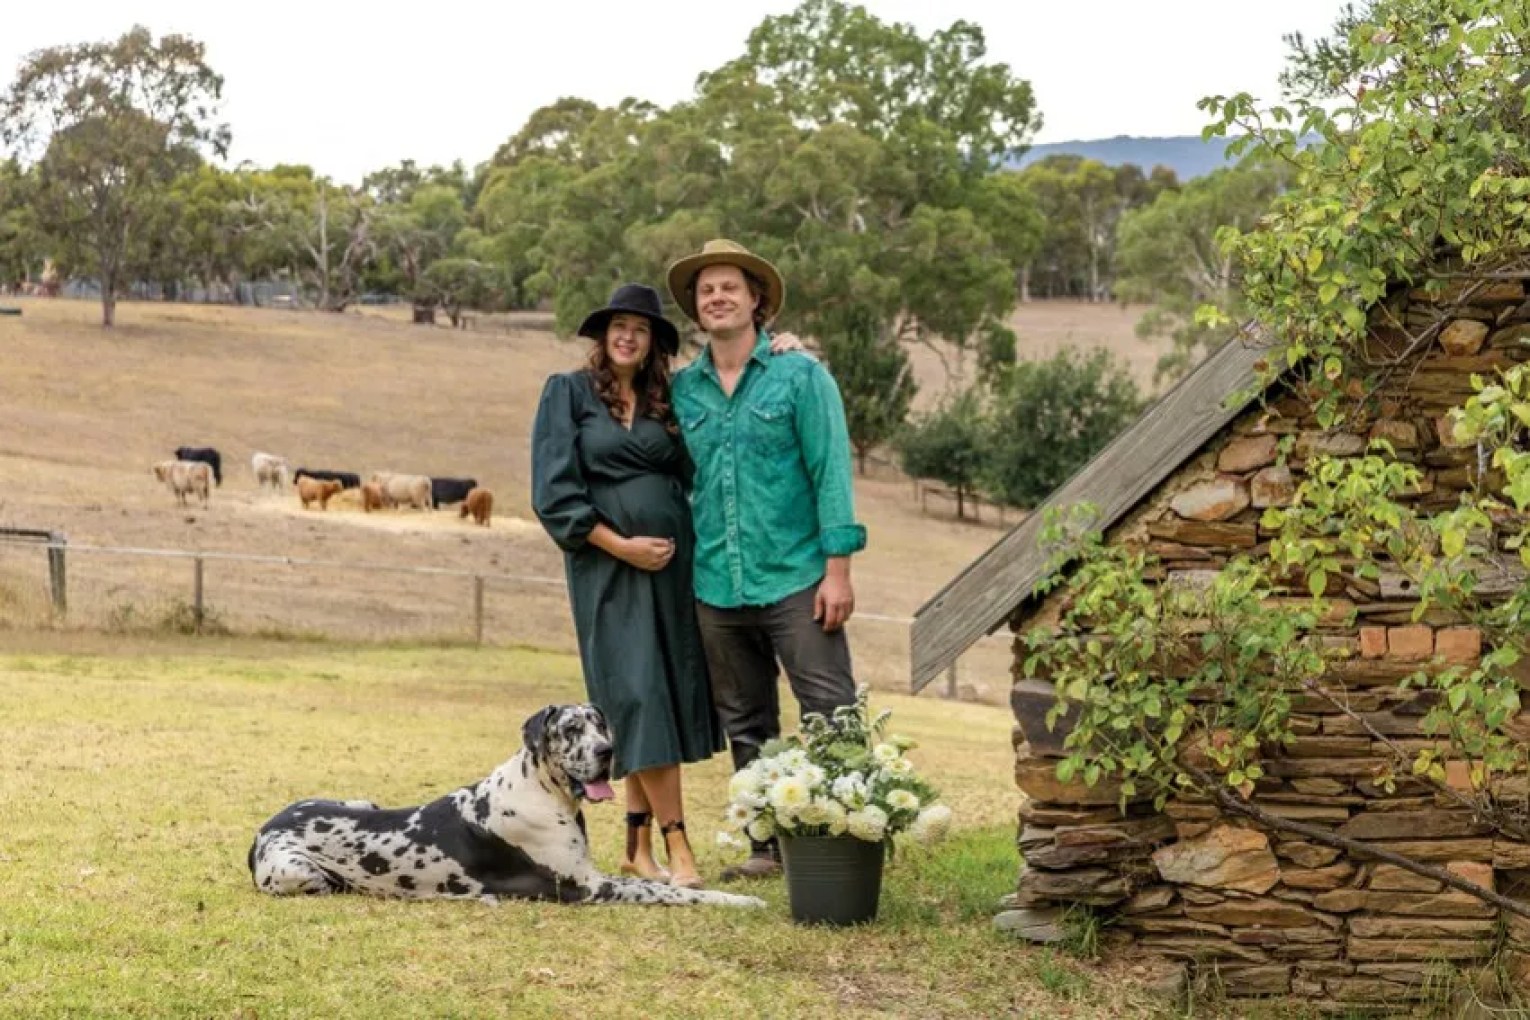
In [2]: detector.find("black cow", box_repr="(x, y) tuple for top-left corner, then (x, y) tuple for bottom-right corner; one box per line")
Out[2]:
(293, 467), (362, 490)
(175, 446), (223, 487)
(430, 477), (479, 509)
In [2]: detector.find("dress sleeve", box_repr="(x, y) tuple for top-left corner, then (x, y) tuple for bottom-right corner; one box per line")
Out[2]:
(531, 374), (600, 552)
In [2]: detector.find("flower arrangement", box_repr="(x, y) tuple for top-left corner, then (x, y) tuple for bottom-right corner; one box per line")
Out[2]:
(720, 687), (952, 847)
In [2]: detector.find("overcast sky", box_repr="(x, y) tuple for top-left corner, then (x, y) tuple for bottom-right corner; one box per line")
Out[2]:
(3, 0), (1352, 184)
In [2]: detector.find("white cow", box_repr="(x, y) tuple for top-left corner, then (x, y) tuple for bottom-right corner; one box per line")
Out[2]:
(153, 460), (213, 508)
(251, 452), (291, 492)
(368, 472), (432, 511)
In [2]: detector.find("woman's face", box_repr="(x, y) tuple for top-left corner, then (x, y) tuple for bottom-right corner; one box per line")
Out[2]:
(604, 313), (653, 375)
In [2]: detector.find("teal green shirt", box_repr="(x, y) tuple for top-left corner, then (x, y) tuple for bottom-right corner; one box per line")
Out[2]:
(673, 330), (867, 608)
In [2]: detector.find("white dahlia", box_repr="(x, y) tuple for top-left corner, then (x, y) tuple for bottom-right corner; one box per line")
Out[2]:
(769, 775), (813, 814)
(887, 788), (920, 812)
(911, 804), (953, 845)
(846, 805), (889, 842)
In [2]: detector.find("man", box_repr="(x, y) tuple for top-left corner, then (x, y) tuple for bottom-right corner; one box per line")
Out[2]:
(667, 238), (866, 879)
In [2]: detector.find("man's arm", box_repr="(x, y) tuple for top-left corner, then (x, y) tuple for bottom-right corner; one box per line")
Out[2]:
(795, 364), (866, 630)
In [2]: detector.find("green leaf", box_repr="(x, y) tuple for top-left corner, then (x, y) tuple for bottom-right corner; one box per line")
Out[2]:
(1307, 568), (1327, 598)
(1306, 249), (1324, 274)
(1442, 527), (1466, 558)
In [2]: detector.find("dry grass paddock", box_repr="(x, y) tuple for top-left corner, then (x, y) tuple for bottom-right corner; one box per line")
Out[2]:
(0, 297), (1162, 700)
(0, 637), (1200, 1019)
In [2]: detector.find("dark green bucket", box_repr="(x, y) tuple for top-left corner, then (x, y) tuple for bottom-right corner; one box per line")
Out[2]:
(779, 834), (885, 926)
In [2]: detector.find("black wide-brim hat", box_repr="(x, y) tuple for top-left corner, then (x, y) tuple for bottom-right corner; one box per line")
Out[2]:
(577, 283), (680, 356)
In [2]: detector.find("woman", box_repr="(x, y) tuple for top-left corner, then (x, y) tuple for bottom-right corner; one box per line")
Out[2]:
(530, 284), (719, 888)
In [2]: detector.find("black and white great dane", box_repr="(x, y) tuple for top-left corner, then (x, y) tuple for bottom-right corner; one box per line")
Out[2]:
(248, 704), (763, 908)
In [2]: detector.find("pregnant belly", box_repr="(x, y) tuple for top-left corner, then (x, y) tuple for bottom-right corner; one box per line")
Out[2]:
(593, 475), (688, 538)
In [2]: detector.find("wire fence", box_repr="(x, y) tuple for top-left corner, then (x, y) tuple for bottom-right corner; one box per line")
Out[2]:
(0, 533), (1010, 701)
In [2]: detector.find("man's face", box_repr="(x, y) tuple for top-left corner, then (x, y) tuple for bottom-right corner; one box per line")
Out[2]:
(695, 265), (759, 335)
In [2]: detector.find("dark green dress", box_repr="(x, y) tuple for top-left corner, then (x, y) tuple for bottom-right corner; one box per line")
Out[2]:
(530, 370), (724, 779)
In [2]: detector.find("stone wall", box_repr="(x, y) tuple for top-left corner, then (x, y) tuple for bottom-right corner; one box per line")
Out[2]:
(1002, 280), (1530, 1008)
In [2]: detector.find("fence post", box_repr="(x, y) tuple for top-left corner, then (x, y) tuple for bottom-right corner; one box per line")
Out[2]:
(192, 556), (205, 631)
(473, 575), (485, 646)
(47, 534), (66, 614)
(945, 660), (958, 700)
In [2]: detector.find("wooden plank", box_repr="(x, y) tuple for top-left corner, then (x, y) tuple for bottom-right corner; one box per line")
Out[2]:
(910, 334), (1275, 692)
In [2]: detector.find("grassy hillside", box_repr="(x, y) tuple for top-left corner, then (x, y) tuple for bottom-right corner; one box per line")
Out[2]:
(5, 298), (1143, 695)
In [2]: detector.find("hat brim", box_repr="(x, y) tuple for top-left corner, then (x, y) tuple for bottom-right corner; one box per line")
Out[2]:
(577, 305), (679, 356)
(666, 251), (785, 326)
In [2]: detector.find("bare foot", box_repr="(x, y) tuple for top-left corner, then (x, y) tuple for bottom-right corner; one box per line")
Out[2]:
(620, 852), (671, 882)
(662, 822), (704, 890)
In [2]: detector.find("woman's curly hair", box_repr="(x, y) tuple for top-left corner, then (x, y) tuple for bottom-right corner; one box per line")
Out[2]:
(586, 333), (677, 435)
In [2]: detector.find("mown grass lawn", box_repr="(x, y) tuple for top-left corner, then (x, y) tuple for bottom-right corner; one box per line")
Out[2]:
(0, 636), (1186, 1018)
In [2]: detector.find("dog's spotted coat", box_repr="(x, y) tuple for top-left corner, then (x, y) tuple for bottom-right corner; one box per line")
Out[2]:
(248, 704), (763, 908)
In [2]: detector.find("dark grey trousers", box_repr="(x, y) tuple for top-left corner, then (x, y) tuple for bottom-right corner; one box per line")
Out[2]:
(695, 584), (856, 774)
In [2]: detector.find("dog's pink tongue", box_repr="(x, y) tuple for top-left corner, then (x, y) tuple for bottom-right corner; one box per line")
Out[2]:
(584, 780), (615, 802)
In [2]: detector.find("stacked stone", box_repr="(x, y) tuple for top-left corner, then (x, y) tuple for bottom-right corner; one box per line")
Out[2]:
(1002, 280), (1530, 1007)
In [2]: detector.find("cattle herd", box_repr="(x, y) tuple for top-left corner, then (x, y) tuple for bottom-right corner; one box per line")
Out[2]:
(151, 446), (494, 526)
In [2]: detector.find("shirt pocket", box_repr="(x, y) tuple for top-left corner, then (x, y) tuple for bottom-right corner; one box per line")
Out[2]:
(679, 409), (716, 462)
(747, 402), (795, 456)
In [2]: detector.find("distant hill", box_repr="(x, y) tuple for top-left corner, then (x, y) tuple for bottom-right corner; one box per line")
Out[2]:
(1009, 135), (1240, 181)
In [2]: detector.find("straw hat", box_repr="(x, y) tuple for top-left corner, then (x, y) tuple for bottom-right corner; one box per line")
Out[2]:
(665, 238), (785, 326)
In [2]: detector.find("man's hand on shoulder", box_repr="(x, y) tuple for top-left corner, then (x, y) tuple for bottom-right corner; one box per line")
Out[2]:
(814, 557), (855, 632)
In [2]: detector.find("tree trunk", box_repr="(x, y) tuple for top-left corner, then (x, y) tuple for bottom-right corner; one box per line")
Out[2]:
(1019, 265), (1032, 304)
(956, 487), (966, 520)
(856, 447), (867, 476)
(100, 260), (118, 327)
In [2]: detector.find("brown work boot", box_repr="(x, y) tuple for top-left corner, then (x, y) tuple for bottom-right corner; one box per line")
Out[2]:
(720, 841), (782, 881)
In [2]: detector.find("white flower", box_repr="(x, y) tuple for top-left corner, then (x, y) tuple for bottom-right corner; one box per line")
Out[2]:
(728, 769), (763, 800)
(746, 816), (775, 842)
(832, 773), (867, 807)
(769, 775), (813, 814)
(795, 798), (831, 827)
(716, 831), (744, 849)
(884, 758), (914, 778)
(872, 743), (901, 765)
(800, 764), (827, 789)
(821, 798), (848, 836)
(723, 802), (755, 832)
(757, 758), (787, 785)
(911, 804), (953, 845)
(778, 749), (811, 771)
(846, 805), (888, 842)
(887, 789), (920, 812)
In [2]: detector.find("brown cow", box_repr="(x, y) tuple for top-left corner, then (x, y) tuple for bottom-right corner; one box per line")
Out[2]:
(298, 477), (343, 510)
(360, 481), (387, 512)
(460, 487), (493, 527)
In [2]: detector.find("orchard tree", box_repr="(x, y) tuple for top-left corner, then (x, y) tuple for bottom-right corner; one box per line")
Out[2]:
(0, 26), (229, 325)
(982, 348), (1140, 507)
(897, 389), (988, 519)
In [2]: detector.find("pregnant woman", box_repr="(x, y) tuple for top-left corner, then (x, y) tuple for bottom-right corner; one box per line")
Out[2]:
(531, 283), (723, 889)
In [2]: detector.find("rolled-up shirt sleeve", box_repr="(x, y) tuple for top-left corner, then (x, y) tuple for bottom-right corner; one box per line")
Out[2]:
(795, 362), (868, 558)
(531, 374), (600, 552)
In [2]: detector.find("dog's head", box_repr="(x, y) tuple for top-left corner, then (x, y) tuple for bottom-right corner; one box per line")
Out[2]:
(521, 704), (614, 803)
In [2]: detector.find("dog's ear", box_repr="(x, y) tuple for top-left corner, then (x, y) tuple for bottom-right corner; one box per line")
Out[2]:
(586, 703), (609, 736)
(521, 706), (559, 761)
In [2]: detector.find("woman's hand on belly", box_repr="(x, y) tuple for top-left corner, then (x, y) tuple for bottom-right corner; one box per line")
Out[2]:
(588, 523), (675, 572)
